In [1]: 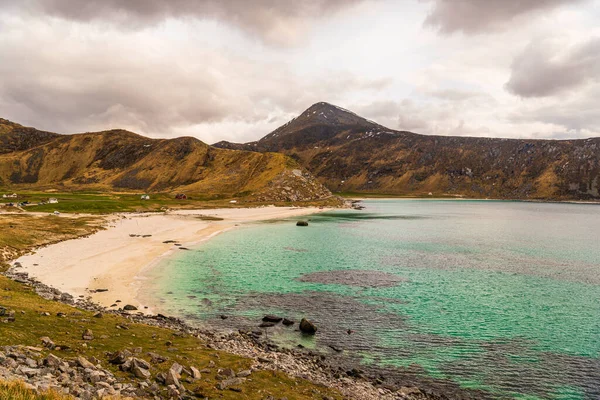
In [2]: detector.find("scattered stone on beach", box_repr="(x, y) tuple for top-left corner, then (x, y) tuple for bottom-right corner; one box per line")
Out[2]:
(95, 288), (109, 292)
(123, 304), (138, 311)
(296, 220), (309, 226)
(220, 315), (228, 320)
(262, 315), (283, 323)
(282, 318), (295, 326)
(259, 322), (276, 328)
(299, 318), (317, 334)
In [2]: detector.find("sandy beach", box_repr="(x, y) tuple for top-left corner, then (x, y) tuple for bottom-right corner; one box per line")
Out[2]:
(14, 207), (328, 310)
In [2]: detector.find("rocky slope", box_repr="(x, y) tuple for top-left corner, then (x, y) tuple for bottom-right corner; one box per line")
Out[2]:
(0, 119), (332, 202)
(214, 102), (600, 200)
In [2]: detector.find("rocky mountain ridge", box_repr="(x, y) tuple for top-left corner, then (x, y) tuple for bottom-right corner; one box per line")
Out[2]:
(215, 102), (600, 200)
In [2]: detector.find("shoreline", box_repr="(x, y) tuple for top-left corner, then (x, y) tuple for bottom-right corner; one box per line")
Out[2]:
(12, 206), (331, 311)
(1, 203), (494, 399)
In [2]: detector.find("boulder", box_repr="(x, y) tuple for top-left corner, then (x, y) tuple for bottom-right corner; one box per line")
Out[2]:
(132, 364), (151, 379)
(45, 354), (62, 367)
(82, 329), (94, 340)
(190, 366), (201, 380)
(165, 369), (180, 388)
(282, 318), (295, 326)
(296, 220), (309, 226)
(40, 336), (55, 349)
(109, 350), (132, 365)
(299, 318), (317, 334)
(259, 322), (276, 328)
(262, 315), (283, 323)
(77, 356), (95, 369)
(123, 304), (138, 311)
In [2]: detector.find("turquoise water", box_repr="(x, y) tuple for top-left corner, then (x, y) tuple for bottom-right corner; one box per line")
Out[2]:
(147, 200), (600, 399)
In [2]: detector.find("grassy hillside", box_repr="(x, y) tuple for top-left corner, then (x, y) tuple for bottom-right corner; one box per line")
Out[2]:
(0, 120), (333, 203)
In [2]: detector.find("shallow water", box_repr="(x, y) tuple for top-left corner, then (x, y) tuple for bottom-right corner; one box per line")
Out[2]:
(146, 200), (600, 399)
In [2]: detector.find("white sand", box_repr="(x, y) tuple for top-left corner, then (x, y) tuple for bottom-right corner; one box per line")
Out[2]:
(14, 207), (327, 310)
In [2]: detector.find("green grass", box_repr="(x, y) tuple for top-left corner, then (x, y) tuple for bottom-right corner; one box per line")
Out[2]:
(2, 191), (342, 214)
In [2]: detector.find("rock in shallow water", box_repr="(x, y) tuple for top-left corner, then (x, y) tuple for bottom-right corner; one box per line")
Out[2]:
(299, 318), (317, 334)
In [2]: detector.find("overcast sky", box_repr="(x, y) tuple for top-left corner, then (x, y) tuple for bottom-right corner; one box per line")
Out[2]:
(0, 0), (599, 143)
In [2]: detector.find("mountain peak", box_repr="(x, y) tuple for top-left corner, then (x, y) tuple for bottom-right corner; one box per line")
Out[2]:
(297, 102), (379, 127)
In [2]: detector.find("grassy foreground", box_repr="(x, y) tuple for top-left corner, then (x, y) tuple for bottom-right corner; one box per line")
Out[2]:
(0, 214), (343, 399)
(0, 381), (73, 400)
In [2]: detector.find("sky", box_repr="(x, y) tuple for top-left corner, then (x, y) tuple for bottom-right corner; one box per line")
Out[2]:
(0, 0), (599, 143)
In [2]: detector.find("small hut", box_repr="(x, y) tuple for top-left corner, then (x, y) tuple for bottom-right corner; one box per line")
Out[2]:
(141, 195), (150, 200)
(48, 198), (58, 204)
(175, 193), (187, 200)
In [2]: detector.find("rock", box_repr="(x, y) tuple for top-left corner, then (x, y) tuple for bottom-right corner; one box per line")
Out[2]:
(77, 356), (95, 369)
(123, 304), (138, 311)
(299, 318), (317, 334)
(166, 384), (180, 397)
(217, 378), (244, 390)
(262, 315), (283, 323)
(218, 368), (235, 378)
(82, 329), (94, 340)
(132, 358), (151, 370)
(236, 369), (251, 377)
(282, 318), (295, 326)
(165, 369), (180, 388)
(169, 362), (183, 376)
(45, 354), (62, 367)
(398, 386), (422, 396)
(109, 350), (132, 365)
(190, 366), (201, 380)
(95, 289), (109, 292)
(220, 315), (228, 320)
(147, 352), (167, 364)
(93, 312), (102, 318)
(40, 336), (55, 349)
(132, 364), (151, 379)
(296, 220), (309, 226)
(259, 322), (276, 328)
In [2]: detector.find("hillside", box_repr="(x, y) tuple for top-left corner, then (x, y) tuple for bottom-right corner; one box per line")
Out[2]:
(214, 102), (600, 200)
(0, 119), (332, 202)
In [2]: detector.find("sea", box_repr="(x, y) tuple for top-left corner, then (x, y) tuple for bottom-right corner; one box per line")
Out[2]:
(143, 200), (600, 399)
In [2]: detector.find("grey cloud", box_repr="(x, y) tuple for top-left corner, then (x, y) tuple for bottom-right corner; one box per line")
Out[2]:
(505, 37), (600, 98)
(0, 0), (364, 46)
(422, 0), (584, 34)
(0, 17), (391, 141)
(509, 84), (600, 134)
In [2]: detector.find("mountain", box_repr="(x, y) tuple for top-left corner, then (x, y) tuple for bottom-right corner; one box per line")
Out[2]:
(214, 102), (600, 200)
(0, 119), (332, 202)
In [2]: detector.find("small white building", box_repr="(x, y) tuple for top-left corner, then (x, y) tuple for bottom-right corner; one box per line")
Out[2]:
(48, 198), (58, 204)
(229, 200), (237, 204)
(141, 195), (150, 200)
(3, 193), (17, 198)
